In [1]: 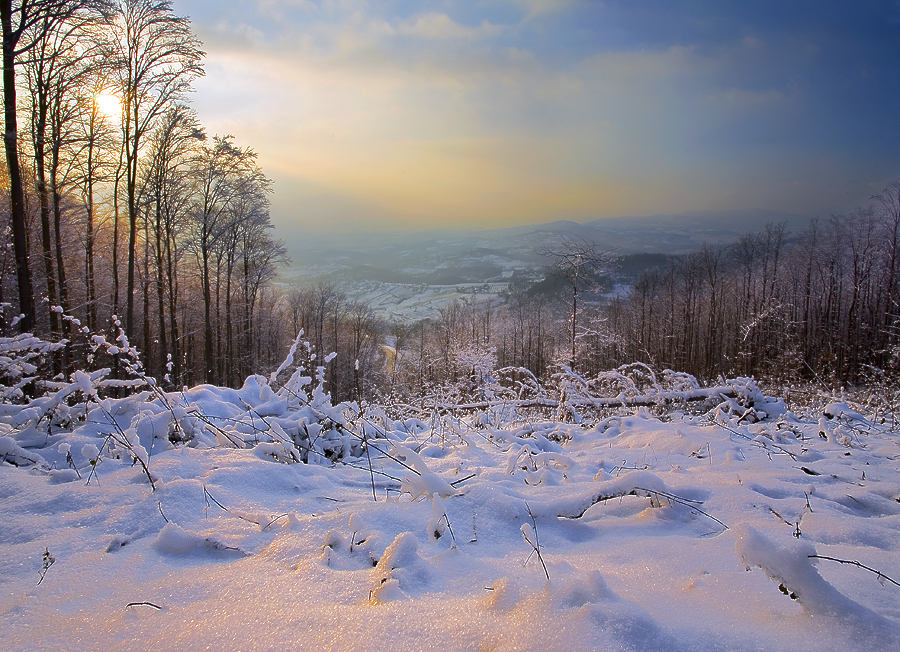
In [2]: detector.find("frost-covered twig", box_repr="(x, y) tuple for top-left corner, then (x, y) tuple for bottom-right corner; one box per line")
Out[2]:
(521, 503), (550, 582)
(97, 405), (155, 491)
(37, 547), (55, 585)
(808, 555), (900, 588)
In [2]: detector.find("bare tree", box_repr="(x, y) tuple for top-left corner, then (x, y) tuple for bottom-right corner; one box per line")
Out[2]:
(142, 103), (203, 381)
(23, 8), (102, 340)
(540, 238), (614, 370)
(1, 0), (108, 331)
(104, 0), (202, 341)
(68, 71), (118, 331)
(189, 136), (266, 384)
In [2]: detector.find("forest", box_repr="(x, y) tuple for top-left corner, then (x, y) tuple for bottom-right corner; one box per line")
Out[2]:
(1, 0), (286, 391)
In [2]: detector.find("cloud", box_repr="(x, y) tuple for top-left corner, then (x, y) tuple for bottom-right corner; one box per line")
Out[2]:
(192, 34), (795, 231)
(209, 19), (265, 48)
(180, 0), (900, 234)
(502, 0), (575, 19)
(397, 13), (504, 40)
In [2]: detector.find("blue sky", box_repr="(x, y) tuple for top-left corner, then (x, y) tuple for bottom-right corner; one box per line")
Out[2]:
(174, 0), (900, 234)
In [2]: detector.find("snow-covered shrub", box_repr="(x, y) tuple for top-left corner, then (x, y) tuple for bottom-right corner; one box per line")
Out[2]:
(491, 367), (551, 403)
(0, 332), (65, 402)
(0, 315), (162, 446)
(451, 342), (498, 401)
(711, 377), (786, 423)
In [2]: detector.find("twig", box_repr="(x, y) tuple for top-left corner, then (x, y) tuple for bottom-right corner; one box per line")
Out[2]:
(37, 548), (55, 585)
(97, 406), (156, 491)
(65, 450), (81, 479)
(126, 601), (162, 610)
(522, 502), (550, 582)
(808, 555), (900, 587)
(557, 485), (727, 530)
(442, 512), (457, 545)
(363, 432), (377, 502)
(339, 460), (402, 483)
(635, 487), (729, 530)
(261, 513), (290, 531)
(83, 435), (110, 488)
(712, 418), (797, 460)
(203, 486), (259, 525)
(450, 473), (477, 487)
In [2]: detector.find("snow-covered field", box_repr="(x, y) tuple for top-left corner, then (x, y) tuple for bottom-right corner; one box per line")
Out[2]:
(342, 281), (511, 320)
(2, 375), (899, 651)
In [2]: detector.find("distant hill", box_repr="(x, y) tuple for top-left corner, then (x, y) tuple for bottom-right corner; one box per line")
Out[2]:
(284, 208), (808, 278)
(277, 209), (810, 319)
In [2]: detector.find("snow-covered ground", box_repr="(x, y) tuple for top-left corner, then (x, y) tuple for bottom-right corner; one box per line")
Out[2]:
(2, 378), (899, 651)
(343, 281), (511, 320)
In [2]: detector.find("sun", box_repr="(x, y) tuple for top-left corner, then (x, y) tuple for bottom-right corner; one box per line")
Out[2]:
(94, 92), (122, 121)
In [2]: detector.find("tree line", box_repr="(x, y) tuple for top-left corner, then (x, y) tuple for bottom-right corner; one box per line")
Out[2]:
(1, 0), (287, 388)
(374, 184), (900, 403)
(607, 185), (900, 386)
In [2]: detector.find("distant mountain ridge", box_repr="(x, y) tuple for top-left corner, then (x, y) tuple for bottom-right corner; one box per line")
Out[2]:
(286, 208), (809, 269)
(278, 208), (810, 319)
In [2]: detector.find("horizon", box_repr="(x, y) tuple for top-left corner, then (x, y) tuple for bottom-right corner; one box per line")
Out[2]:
(278, 206), (815, 261)
(176, 0), (900, 237)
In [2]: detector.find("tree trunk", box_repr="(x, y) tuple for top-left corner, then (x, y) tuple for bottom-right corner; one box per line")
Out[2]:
(154, 195), (168, 384)
(202, 245), (213, 383)
(1, 1), (36, 333)
(84, 142), (97, 331)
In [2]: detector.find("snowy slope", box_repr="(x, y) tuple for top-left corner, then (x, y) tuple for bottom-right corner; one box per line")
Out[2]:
(1, 386), (899, 651)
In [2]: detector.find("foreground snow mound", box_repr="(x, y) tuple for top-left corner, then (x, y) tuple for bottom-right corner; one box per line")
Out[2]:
(2, 378), (899, 651)
(152, 522), (247, 558)
(735, 524), (900, 643)
(373, 532), (440, 601)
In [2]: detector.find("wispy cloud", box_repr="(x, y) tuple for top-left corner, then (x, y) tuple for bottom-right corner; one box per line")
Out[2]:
(177, 0), (900, 232)
(502, 0), (575, 19)
(397, 13), (504, 40)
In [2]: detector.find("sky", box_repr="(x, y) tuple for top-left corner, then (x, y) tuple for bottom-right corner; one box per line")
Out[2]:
(173, 0), (900, 235)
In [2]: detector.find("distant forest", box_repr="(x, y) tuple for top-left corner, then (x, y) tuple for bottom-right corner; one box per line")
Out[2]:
(237, 184), (900, 405)
(3, 3), (899, 404)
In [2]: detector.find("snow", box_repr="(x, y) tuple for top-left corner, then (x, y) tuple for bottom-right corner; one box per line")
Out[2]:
(2, 381), (900, 651)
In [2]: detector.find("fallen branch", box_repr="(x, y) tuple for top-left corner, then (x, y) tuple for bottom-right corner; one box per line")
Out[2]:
(430, 386), (738, 413)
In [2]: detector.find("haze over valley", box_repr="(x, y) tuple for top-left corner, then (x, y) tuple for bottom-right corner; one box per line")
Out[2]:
(280, 208), (808, 319)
